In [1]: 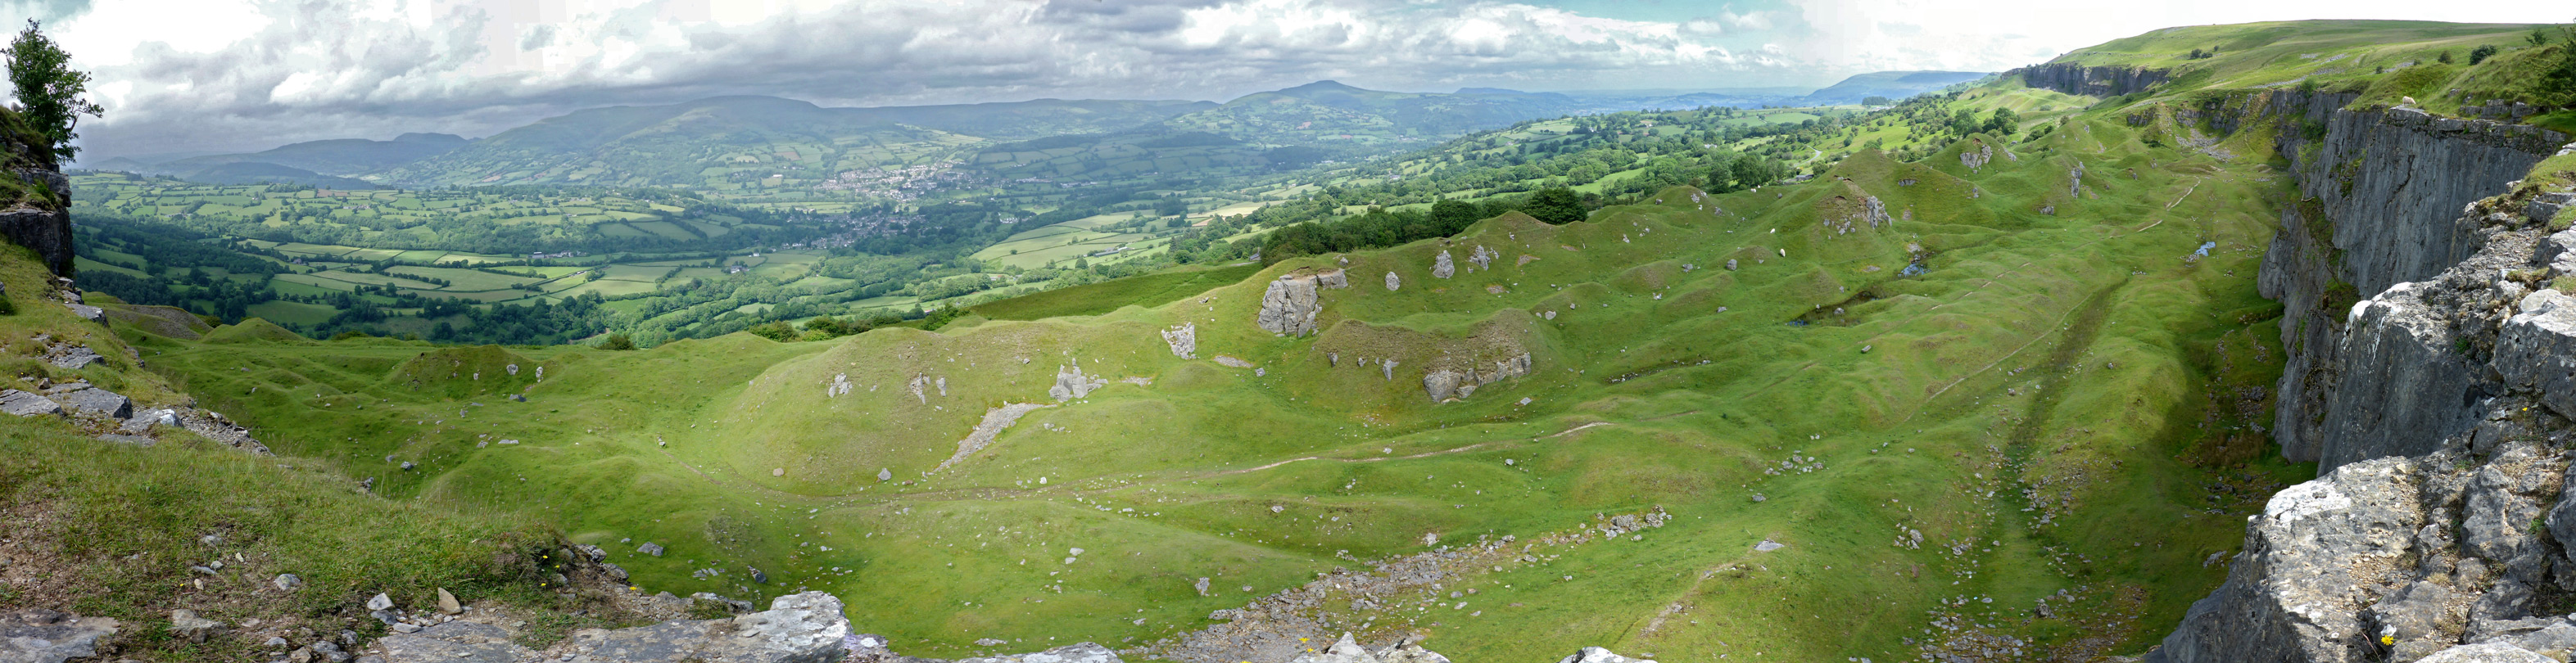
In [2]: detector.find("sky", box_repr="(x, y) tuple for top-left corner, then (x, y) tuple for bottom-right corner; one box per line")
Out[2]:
(2, 0), (2565, 161)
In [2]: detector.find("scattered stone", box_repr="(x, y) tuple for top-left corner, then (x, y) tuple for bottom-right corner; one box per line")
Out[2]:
(273, 573), (304, 592)
(953, 643), (1123, 663)
(168, 609), (222, 643)
(367, 593), (395, 611)
(876, 468), (893, 482)
(436, 588), (461, 615)
(120, 408), (177, 433)
(638, 542), (664, 557)
(1753, 539), (1787, 552)
(1195, 577), (1211, 597)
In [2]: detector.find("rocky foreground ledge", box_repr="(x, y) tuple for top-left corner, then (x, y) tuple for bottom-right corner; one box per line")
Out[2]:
(1, 589), (1655, 663)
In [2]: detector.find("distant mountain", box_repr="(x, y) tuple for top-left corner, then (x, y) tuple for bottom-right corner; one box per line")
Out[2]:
(164, 161), (378, 189)
(156, 133), (469, 177)
(376, 95), (1212, 188)
(1794, 70), (1989, 105)
(1160, 80), (1592, 146)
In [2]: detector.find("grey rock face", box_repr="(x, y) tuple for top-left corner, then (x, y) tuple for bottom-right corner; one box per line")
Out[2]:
(2310, 281), (2479, 469)
(1, 390), (61, 417)
(2150, 458), (2426, 663)
(2012, 62), (2170, 96)
(1256, 270), (1347, 337)
(52, 388), (131, 419)
(2259, 97), (2565, 467)
(1430, 251), (1455, 279)
(0, 608), (120, 663)
(0, 206), (72, 276)
(58, 303), (100, 323)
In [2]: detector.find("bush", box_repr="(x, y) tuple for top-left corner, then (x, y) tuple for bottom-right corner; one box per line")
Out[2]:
(2470, 45), (2500, 65)
(595, 332), (636, 350)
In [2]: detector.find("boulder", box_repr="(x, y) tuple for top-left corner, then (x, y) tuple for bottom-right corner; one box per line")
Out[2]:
(44, 345), (100, 370)
(1256, 271), (1348, 337)
(437, 589), (462, 615)
(52, 389), (130, 419)
(1, 390), (61, 417)
(169, 609), (223, 643)
(0, 207), (72, 276)
(1431, 251), (1455, 279)
(1384, 272), (1400, 291)
(639, 542), (665, 557)
(0, 608), (120, 663)
(121, 408), (177, 433)
(59, 303), (101, 323)
(1048, 365), (1108, 401)
(1556, 647), (1655, 663)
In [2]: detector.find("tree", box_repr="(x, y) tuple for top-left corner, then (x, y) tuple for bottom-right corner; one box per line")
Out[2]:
(596, 332), (636, 350)
(3, 20), (102, 162)
(1428, 199), (1480, 235)
(1727, 154), (1778, 190)
(2438, 50), (2455, 64)
(1861, 96), (1891, 106)
(2470, 44), (2500, 65)
(1523, 187), (1587, 225)
(1984, 108), (2019, 138)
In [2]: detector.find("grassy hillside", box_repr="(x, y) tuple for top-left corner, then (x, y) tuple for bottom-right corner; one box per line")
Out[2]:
(136, 92), (2312, 661)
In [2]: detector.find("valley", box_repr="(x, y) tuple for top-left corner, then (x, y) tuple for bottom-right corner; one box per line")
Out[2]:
(6, 13), (2576, 663)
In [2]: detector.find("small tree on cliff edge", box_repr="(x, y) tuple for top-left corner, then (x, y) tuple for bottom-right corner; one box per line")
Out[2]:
(4, 20), (102, 163)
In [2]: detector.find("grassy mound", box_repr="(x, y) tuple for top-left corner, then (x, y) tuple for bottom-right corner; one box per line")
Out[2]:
(201, 318), (311, 345)
(386, 345), (546, 398)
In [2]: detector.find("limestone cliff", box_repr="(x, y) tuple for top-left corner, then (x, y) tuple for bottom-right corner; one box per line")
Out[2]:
(2012, 62), (2171, 97)
(2147, 94), (2576, 661)
(0, 110), (70, 276)
(2259, 101), (2567, 470)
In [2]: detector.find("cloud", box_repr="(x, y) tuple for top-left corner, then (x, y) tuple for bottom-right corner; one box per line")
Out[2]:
(25, 0), (2574, 160)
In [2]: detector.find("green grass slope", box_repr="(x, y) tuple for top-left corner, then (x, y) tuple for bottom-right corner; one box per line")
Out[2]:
(141, 93), (2311, 661)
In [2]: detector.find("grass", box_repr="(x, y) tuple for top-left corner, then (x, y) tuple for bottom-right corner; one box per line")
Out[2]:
(971, 264), (1262, 321)
(127, 101), (2313, 661)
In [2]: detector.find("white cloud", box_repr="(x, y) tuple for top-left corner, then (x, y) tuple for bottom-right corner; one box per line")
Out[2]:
(17, 0), (2572, 158)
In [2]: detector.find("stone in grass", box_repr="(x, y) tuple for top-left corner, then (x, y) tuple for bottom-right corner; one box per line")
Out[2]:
(1753, 539), (1787, 552)
(52, 388), (130, 419)
(61, 303), (102, 323)
(638, 542), (665, 557)
(169, 609), (223, 643)
(366, 593), (394, 611)
(47, 345), (102, 369)
(0, 608), (121, 663)
(2, 389), (62, 417)
(437, 588), (461, 615)
(273, 574), (303, 592)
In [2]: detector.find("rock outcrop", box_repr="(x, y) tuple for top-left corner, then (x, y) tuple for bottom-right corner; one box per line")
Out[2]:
(2012, 62), (2171, 97)
(2146, 416), (2576, 663)
(0, 608), (120, 663)
(1421, 353), (1532, 401)
(2149, 94), (2576, 661)
(2256, 96), (2568, 470)
(368, 592), (852, 663)
(1256, 269), (1348, 337)
(1161, 323), (1197, 359)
